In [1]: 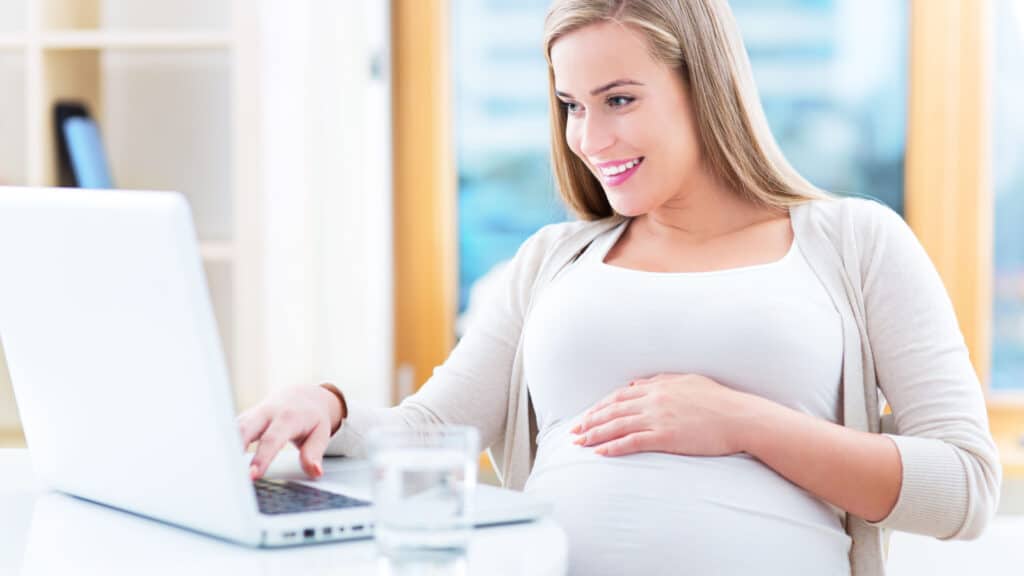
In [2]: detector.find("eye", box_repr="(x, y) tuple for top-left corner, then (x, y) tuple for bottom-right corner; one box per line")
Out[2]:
(608, 95), (634, 108)
(560, 100), (582, 116)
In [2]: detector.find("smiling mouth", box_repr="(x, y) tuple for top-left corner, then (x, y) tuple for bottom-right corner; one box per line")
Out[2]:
(597, 157), (644, 177)
(596, 156), (644, 185)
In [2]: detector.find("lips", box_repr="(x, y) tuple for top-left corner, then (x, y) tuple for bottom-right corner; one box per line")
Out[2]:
(597, 156), (644, 187)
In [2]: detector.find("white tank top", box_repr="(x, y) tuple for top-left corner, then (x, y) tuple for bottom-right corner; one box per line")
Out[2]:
(522, 219), (852, 576)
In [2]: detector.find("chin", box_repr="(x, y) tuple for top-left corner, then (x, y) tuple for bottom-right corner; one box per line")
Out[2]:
(606, 194), (652, 218)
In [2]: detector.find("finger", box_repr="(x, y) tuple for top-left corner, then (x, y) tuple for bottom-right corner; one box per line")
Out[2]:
(572, 386), (646, 433)
(299, 421), (330, 479)
(237, 408), (272, 449)
(575, 415), (647, 447)
(249, 420), (297, 480)
(595, 431), (663, 457)
(575, 399), (643, 434)
(588, 385), (646, 415)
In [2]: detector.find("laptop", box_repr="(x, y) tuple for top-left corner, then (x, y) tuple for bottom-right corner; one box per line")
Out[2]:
(0, 186), (549, 547)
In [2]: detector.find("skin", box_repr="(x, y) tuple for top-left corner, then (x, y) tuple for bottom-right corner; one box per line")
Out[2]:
(238, 385), (343, 480)
(552, 21), (901, 523)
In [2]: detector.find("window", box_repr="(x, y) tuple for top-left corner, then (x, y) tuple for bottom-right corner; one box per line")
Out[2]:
(991, 0), (1024, 392)
(731, 0), (907, 214)
(452, 0), (565, 317)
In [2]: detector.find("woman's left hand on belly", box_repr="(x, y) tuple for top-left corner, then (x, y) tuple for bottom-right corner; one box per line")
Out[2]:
(570, 373), (761, 457)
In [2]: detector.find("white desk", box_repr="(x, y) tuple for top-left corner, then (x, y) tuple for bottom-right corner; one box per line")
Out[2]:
(4, 448), (1024, 575)
(0, 449), (567, 576)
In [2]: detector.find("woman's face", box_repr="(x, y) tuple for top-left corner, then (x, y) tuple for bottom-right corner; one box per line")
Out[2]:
(550, 21), (705, 217)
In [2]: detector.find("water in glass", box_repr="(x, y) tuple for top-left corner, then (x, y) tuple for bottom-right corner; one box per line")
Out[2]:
(370, 427), (479, 560)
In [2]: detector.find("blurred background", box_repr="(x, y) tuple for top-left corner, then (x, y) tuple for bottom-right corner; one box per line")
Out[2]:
(0, 0), (1021, 513)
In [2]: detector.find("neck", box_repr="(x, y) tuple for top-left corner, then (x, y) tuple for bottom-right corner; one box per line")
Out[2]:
(637, 169), (782, 243)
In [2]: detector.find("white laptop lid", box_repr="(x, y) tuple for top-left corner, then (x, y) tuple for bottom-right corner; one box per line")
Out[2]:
(0, 187), (261, 545)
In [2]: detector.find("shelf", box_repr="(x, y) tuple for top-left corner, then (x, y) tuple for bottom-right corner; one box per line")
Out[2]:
(200, 242), (235, 262)
(93, 49), (234, 240)
(0, 35), (26, 50)
(40, 30), (233, 50)
(40, 0), (232, 35)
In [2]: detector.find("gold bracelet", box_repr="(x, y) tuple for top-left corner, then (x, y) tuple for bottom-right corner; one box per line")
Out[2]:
(319, 383), (348, 435)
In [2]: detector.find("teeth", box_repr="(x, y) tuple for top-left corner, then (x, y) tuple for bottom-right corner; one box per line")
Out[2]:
(600, 158), (641, 176)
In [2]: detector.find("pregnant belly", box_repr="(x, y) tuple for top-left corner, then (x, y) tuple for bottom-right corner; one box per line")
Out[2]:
(524, 423), (851, 576)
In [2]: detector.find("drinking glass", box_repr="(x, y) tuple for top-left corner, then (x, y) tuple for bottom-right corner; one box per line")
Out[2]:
(368, 425), (480, 561)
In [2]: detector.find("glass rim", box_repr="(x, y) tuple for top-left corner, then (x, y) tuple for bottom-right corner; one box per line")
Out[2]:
(365, 424), (481, 446)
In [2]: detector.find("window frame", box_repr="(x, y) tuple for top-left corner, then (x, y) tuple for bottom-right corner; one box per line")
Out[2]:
(906, 0), (1021, 473)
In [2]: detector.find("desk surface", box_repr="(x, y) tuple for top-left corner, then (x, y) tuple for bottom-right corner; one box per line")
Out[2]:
(4, 448), (1024, 576)
(0, 449), (567, 576)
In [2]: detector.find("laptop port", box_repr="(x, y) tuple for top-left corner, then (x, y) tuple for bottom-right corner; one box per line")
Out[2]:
(303, 528), (316, 539)
(351, 524), (365, 532)
(283, 531), (297, 539)
(323, 527), (333, 536)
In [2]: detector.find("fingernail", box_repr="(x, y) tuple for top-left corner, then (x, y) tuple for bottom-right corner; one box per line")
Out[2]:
(249, 465), (259, 479)
(595, 448), (607, 456)
(573, 435), (585, 446)
(315, 463), (323, 477)
(570, 424), (581, 434)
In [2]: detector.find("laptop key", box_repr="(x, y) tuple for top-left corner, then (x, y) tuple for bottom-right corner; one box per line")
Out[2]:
(253, 479), (371, 515)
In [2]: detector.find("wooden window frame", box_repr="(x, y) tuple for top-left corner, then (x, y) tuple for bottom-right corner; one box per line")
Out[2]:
(392, 0), (458, 403)
(906, 0), (1023, 476)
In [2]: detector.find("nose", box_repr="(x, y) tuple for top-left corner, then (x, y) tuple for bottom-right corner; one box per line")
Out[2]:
(577, 112), (615, 159)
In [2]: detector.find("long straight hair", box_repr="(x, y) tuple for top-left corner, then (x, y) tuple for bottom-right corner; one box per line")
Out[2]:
(543, 0), (834, 220)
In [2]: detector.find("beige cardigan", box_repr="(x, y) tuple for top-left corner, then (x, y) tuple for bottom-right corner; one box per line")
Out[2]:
(327, 196), (1001, 575)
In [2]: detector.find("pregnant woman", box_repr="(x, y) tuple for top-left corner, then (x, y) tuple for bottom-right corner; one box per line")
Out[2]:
(238, 1), (1001, 574)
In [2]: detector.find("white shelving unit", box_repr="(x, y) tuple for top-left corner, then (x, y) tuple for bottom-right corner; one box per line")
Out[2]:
(0, 0), (261, 434)
(38, 30), (234, 49)
(0, 0), (395, 441)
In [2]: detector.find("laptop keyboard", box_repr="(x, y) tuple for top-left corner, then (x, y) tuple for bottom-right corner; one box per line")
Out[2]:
(254, 479), (371, 515)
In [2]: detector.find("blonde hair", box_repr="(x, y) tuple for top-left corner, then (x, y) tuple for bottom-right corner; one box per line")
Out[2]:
(543, 0), (834, 220)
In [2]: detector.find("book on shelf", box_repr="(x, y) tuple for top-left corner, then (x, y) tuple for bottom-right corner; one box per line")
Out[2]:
(55, 100), (114, 189)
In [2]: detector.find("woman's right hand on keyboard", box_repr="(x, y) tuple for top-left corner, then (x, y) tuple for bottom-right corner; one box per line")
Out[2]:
(236, 384), (346, 481)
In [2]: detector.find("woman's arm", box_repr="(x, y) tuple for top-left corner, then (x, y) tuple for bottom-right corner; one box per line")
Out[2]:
(737, 397), (901, 523)
(854, 201), (1001, 539)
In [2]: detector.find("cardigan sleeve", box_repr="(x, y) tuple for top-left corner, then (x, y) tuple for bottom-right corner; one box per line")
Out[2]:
(856, 200), (1001, 540)
(324, 222), (577, 458)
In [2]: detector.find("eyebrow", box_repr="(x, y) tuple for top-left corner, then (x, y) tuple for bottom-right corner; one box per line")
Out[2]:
(554, 79), (644, 100)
